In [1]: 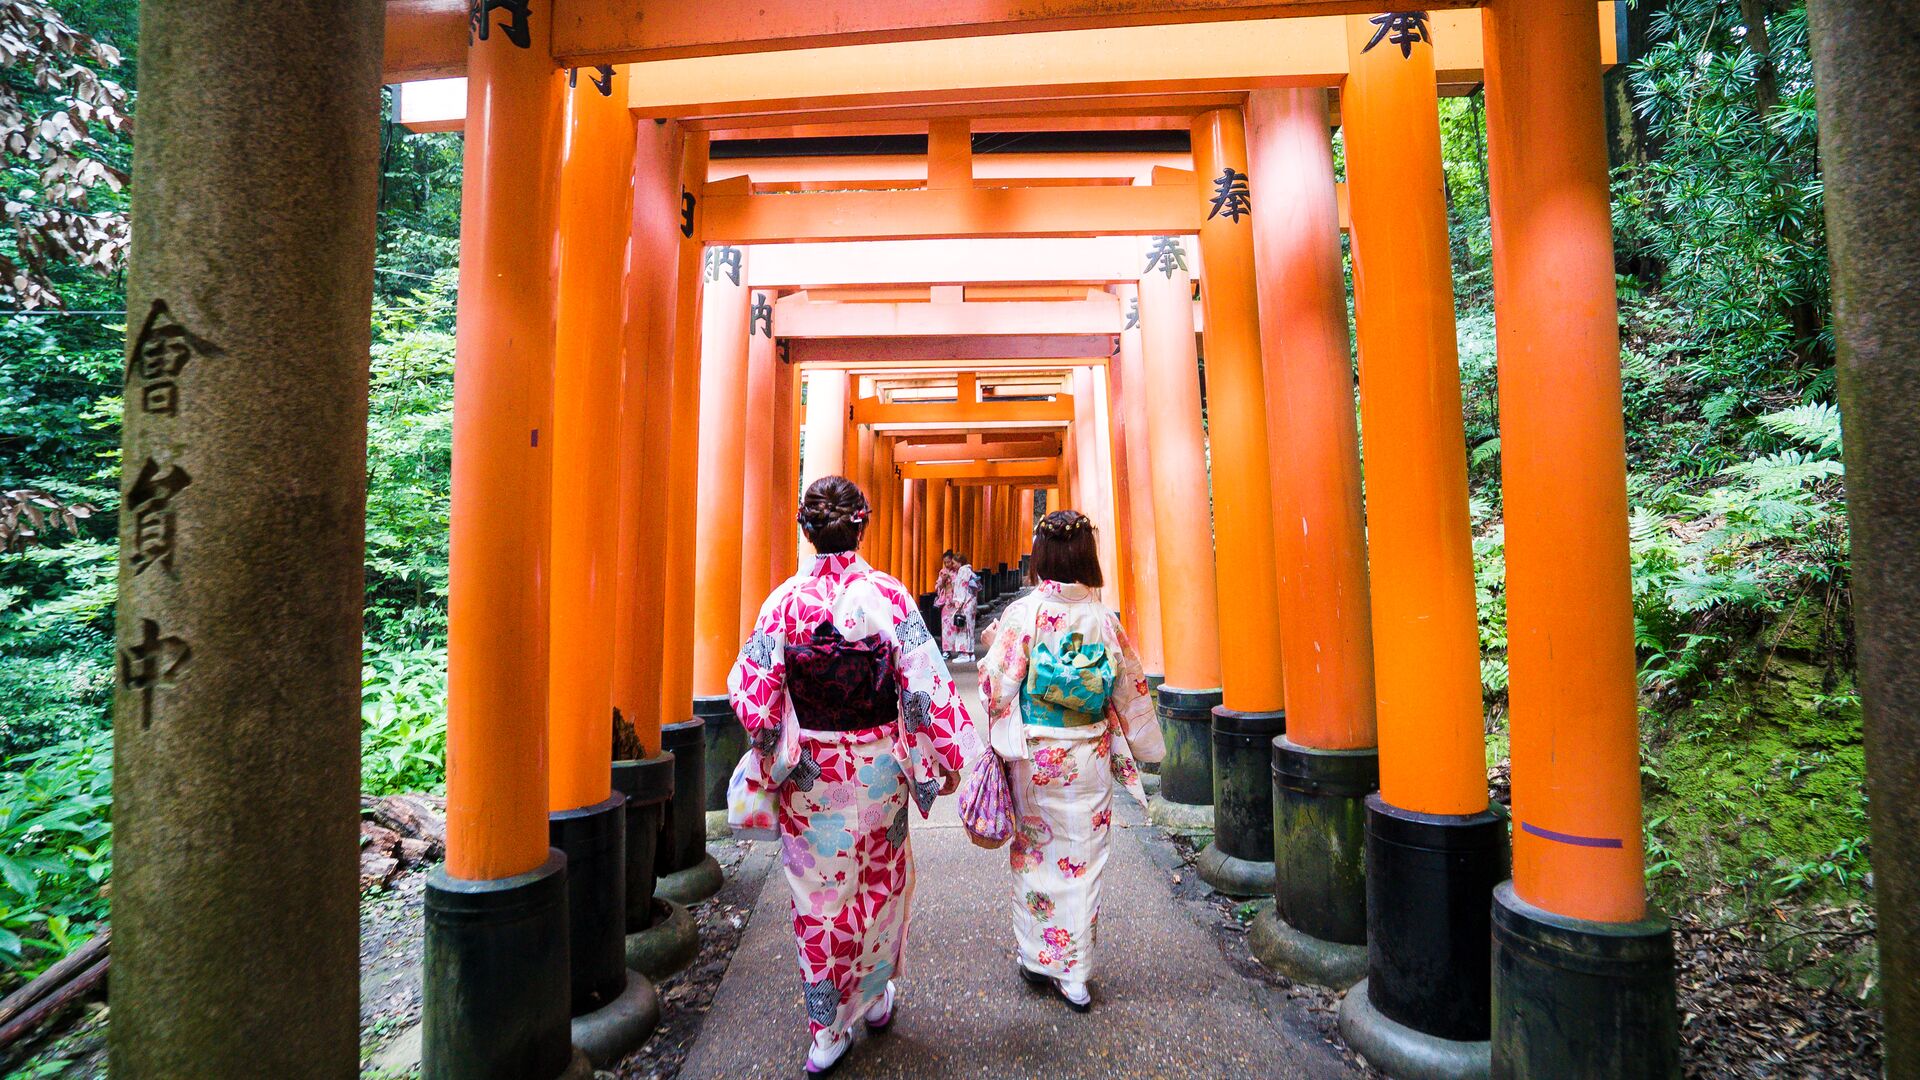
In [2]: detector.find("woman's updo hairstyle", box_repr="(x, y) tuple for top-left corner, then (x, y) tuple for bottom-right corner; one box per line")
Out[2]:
(1028, 508), (1102, 588)
(798, 475), (870, 554)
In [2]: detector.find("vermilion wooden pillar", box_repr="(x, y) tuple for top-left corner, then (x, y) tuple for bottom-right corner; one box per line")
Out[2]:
(611, 119), (684, 754)
(690, 247), (751, 699)
(1137, 240), (1225, 834)
(739, 288), (778, 637)
(1115, 285), (1166, 678)
(548, 69), (634, 816)
(772, 357), (801, 581)
(655, 135), (710, 733)
(1328, 26), (1505, 1054)
(1484, 2), (1677, 1072)
(429, 2), (580, 1075)
(1192, 107), (1286, 896)
(801, 370), (848, 492)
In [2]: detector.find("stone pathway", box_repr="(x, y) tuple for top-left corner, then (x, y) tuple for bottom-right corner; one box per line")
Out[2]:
(679, 667), (1360, 1079)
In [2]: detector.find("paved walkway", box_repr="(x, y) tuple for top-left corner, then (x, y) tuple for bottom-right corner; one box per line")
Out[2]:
(680, 666), (1359, 1079)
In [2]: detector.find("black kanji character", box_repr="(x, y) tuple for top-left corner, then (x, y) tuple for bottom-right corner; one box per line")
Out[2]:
(1143, 236), (1189, 278)
(1364, 12), (1432, 59)
(1207, 167), (1252, 223)
(470, 0), (532, 48)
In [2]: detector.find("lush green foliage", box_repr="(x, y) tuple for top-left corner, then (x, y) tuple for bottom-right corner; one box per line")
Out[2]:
(0, 729), (111, 978)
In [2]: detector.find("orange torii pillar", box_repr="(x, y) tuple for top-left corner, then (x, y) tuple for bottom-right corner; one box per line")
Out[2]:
(1071, 368), (1117, 595)
(1484, 2), (1679, 1074)
(1326, 24), (1509, 1067)
(691, 245), (753, 847)
(1243, 85), (1386, 991)
(1104, 371), (1140, 639)
(655, 135), (719, 909)
(425, 3), (580, 1076)
(1137, 238), (1225, 833)
(801, 370), (848, 492)
(544, 67), (663, 1062)
(771, 358), (801, 581)
(1114, 286), (1167, 683)
(739, 289), (779, 638)
(1020, 488), (1038, 572)
(1192, 109), (1288, 897)
(609, 116), (684, 969)
(1091, 368), (1126, 614)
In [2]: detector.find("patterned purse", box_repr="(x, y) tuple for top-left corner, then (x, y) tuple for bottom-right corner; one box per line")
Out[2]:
(957, 749), (1015, 849)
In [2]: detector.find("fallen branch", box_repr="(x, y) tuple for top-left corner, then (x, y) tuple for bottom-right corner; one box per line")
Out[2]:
(0, 933), (109, 1052)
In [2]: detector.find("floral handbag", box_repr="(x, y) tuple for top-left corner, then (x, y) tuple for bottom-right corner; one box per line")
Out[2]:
(957, 749), (1015, 849)
(726, 691), (800, 842)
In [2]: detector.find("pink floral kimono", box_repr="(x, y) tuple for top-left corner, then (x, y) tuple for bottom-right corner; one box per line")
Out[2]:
(938, 562), (981, 655)
(728, 551), (981, 1041)
(978, 580), (1163, 981)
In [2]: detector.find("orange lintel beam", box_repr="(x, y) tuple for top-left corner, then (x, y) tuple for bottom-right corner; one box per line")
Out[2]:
(788, 335), (1112, 364)
(773, 296), (1123, 338)
(798, 359), (1084, 374)
(899, 459), (1061, 481)
(892, 436), (1061, 463)
(851, 395), (1074, 426)
(558, 1), (1479, 63)
(690, 95), (1243, 134)
(701, 183), (1196, 244)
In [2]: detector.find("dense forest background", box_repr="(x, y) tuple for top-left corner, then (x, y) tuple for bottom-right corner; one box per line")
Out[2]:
(0, 0), (1868, 1017)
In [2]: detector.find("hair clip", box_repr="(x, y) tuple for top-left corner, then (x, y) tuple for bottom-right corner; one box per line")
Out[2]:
(849, 509), (870, 522)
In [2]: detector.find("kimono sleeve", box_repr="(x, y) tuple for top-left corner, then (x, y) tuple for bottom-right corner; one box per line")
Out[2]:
(978, 595), (1033, 760)
(879, 577), (980, 781)
(1105, 616), (1164, 763)
(728, 588), (789, 739)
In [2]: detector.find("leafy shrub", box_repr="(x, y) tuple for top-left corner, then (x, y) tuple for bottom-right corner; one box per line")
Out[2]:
(0, 728), (112, 987)
(361, 642), (449, 796)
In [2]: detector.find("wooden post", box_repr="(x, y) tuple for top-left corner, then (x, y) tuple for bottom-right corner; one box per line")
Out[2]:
(1192, 107), (1285, 896)
(111, 1), (381, 1073)
(611, 119), (685, 753)
(1484, 2), (1677, 1072)
(1115, 285), (1166, 677)
(656, 135), (711, 730)
(801, 370), (848, 491)
(739, 287), (779, 637)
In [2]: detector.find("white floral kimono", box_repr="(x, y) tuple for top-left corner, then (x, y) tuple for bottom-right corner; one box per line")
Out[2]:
(729, 551), (981, 1041)
(978, 580), (1163, 980)
(938, 563), (981, 655)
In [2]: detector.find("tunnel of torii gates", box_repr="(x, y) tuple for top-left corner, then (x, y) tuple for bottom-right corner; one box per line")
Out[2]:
(108, 1), (1919, 1078)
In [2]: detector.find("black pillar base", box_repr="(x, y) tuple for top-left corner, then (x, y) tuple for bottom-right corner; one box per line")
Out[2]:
(423, 851), (576, 1080)
(627, 897), (700, 980)
(656, 717), (707, 876)
(1339, 978), (1490, 1080)
(1490, 881), (1679, 1079)
(1367, 798), (1508, 1044)
(1155, 686), (1220, 808)
(611, 752), (675, 934)
(695, 695), (744, 814)
(569, 967), (659, 1069)
(1252, 738), (1377, 987)
(548, 794), (629, 1016)
(1198, 705), (1284, 897)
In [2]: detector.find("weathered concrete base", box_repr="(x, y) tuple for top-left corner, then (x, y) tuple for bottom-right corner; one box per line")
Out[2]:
(557, 1047), (595, 1080)
(705, 809), (732, 840)
(627, 898), (699, 981)
(569, 969), (659, 1068)
(1196, 843), (1274, 898)
(1340, 978), (1490, 1080)
(1147, 794), (1215, 832)
(656, 851), (723, 905)
(1249, 902), (1367, 989)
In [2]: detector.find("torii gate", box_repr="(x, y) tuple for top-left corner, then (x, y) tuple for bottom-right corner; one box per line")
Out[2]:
(112, 3), (1918, 1080)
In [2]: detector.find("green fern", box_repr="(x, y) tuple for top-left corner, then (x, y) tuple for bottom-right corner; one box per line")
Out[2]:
(1756, 401), (1842, 456)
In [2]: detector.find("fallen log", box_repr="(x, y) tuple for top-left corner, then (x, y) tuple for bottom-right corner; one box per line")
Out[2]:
(0, 932), (108, 1035)
(0, 935), (110, 1053)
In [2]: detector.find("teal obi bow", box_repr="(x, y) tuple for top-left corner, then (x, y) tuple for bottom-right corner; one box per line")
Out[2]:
(1022, 632), (1114, 728)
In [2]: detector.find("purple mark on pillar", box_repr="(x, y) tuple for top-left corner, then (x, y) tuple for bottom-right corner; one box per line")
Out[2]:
(531, 429), (539, 447)
(1519, 821), (1624, 849)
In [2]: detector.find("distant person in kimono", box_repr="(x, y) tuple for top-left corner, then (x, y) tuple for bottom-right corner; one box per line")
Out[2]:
(977, 509), (1163, 1012)
(728, 476), (982, 1074)
(933, 551), (958, 653)
(939, 553), (982, 661)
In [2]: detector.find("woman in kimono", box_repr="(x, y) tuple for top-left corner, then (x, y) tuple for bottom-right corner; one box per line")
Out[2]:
(940, 553), (982, 660)
(977, 509), (1163, 1011)
(729, 476), (981, 1073)
(932, 551), (958, 655)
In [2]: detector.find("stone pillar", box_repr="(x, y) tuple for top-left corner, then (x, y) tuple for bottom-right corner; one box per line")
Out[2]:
(110, 2), (381, 1074)
(611, 120), (684, 753)
(739, 289), (778, 638)
(1483, 2), (1677, 1074)
(1192, 108), (1287, 896)
(1809, 6), (1920, 1069)
(1137, 240), (1225, 833)
(801, 370), (848, 491)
